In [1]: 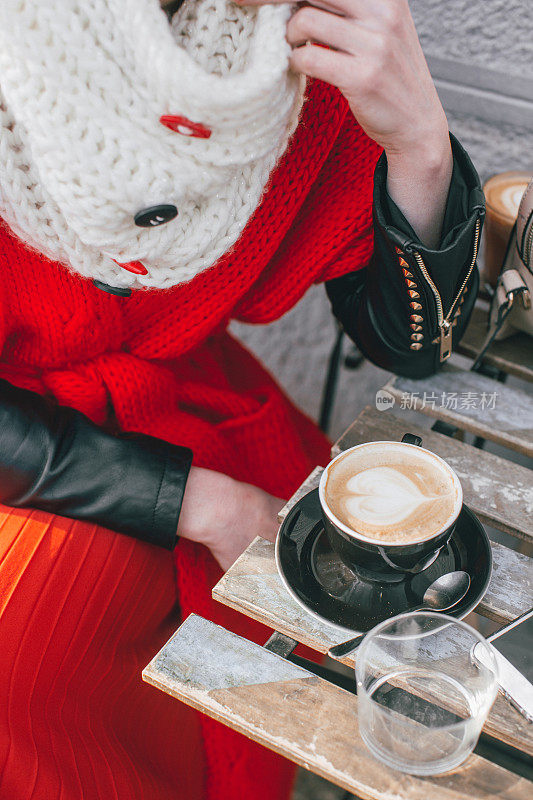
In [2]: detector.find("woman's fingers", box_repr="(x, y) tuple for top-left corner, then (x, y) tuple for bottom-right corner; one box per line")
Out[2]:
(236, 0), (448, 184)
(290, 23), (402, 101)
(234, 0), (347, 10)
(287, 6), (356, 53)
(290, 43), (355, 90)
(235, 0), (409, 25)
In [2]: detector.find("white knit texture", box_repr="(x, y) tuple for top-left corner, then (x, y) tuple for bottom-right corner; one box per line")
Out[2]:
(0, 0), (304, 289)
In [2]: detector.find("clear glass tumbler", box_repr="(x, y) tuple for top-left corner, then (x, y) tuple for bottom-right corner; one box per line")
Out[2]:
(356, 612), (499, 776)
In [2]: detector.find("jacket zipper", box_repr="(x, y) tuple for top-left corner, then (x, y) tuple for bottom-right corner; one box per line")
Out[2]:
(410, 217), (481, 363)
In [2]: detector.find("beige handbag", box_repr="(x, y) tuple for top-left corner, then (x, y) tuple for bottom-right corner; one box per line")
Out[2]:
(474, 179), (533, 369)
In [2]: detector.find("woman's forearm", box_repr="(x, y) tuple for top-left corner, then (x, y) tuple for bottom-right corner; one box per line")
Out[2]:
(386, 130), (453, 250)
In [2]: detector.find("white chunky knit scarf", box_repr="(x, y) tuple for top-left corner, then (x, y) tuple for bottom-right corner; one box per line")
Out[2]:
(0, 0), (304, 289)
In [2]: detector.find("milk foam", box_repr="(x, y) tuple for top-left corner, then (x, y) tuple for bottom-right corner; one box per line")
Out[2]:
(485, 176), (530, 219)
(323, 443), (461, 544)
(500, 185), (527, 216)
(344, 467), (437, 527)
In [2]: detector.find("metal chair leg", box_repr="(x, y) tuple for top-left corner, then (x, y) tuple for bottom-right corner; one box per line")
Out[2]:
(319, 324), (345, 434)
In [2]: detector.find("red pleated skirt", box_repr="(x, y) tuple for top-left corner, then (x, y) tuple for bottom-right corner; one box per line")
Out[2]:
(0, 333), (332, 800)
(0, 508), (207, 799)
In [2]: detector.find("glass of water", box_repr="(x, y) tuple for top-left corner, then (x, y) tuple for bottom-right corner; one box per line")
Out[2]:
(356, 612), (499, 776)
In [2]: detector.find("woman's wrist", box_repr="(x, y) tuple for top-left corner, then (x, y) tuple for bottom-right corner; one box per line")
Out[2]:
(177, 466), (237, 546)
(177, 465), (283, 571)
(385, 128), (453, 249)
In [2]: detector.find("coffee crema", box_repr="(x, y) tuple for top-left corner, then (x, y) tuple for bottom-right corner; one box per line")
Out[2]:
(323, 443), (460, 544)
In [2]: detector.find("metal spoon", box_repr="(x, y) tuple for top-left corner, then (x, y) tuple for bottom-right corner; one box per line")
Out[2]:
(327, 570), (471, 660)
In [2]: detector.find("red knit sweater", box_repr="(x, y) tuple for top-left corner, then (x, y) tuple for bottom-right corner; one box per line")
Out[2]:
(0, 80), (381, 800)
(0, 80), (379, 415)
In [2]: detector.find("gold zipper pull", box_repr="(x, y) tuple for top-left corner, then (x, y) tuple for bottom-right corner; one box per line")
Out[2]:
(439, 320), (453, 362)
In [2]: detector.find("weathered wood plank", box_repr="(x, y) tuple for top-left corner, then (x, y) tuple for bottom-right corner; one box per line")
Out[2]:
(215, 536), (349, 653)
(213, 536), (532, 754)
(457, 305), (533, 383)
(144, 614), (532, 798)
(385, 365), (533, 457)
(331, 406), (533, 541)
(483, 542), (533, 622)
(214, 534), (531, 653)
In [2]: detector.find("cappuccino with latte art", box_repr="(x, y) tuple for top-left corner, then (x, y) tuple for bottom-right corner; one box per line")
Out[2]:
(323, 442), (461, 544)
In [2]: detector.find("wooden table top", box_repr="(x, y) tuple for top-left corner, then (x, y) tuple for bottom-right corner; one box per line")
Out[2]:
(144, 614), (532, 800)
(386, 364), (533, 458)
(145, 394), (533, 800)
(211, 406), (533, 782)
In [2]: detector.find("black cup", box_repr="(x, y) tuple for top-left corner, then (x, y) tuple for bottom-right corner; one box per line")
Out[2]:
(319, 435), (463, 583)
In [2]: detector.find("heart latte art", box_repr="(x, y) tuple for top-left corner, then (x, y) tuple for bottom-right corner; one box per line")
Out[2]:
(343, 467), (439, 526)
(324, 444), (459, 544)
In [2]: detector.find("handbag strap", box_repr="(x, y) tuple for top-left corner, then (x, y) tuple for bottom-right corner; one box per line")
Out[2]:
(472, 219), (531, 371)
(472, 287), (516, 372)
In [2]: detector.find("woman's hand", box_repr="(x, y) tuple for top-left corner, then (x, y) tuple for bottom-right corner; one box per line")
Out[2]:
(177, 466), (283, 571)
(236, 0), (453, 247)
(239, 0), (445, 160)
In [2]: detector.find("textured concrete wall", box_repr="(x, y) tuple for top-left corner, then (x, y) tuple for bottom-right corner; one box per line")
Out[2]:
(232, 0), (533, 440)
(411, 0), (533, 182)
(412, 0), (533, 78)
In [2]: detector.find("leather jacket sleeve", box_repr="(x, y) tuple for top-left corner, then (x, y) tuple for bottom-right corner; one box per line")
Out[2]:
(0, 379), (192, 548)
(326, 134), (486, 378)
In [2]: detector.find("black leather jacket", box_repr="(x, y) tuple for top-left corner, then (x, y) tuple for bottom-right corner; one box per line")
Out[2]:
(0, 135), (484, 548)
(327, 135), (484, 377)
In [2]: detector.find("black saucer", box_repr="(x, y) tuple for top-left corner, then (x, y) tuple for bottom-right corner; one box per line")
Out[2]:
(275, 488), (492, 634)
